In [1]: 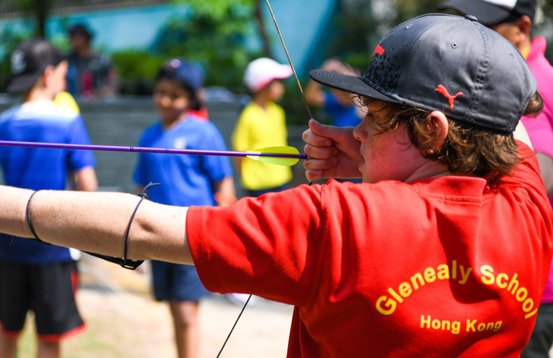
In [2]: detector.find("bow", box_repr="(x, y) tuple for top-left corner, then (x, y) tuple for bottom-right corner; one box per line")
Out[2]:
(3, 1), (313, 355)
(264, 0), (315, 120)
(215, 1), (316, 356)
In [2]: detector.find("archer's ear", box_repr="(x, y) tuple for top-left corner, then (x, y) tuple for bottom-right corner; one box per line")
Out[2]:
(41, 66), (56, 87)
(515, 16), (532, 40)
(427, 111), (449, 151)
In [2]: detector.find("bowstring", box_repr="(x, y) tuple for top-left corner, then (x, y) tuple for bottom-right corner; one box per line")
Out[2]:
(216, 294), (252, 358)
(216, 1), (313, 356)
(264, 0), (315, 188)
(265, 0), (314, 120)
(265, 0), (315, 186)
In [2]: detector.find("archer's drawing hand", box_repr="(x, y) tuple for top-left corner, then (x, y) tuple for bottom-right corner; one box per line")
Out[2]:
(303, 119), (363, 182)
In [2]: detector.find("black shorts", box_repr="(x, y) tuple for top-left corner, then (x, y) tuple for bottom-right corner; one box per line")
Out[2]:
(0, 261), (85, 342)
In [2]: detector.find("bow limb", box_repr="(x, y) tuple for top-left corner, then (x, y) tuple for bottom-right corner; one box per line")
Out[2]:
(264, 0), (315, 120)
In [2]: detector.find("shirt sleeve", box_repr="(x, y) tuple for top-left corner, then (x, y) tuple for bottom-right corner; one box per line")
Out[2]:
(187, 184), (325, 306)
(323, 92), (341, 113)
(198, 122), (233, 182)
(231, 109), (252, 152)
(66, 115), (96, 171)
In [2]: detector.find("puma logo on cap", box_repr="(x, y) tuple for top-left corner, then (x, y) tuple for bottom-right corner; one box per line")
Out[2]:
(435, 84), (463, 110)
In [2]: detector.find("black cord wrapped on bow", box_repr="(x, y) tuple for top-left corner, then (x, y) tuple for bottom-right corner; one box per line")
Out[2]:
(10, 182), (160, 271)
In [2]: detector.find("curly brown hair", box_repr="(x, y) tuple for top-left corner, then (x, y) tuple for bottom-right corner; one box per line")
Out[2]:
(357, 92), (544, 179)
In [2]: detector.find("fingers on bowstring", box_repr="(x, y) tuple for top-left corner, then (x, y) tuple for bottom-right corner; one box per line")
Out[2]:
(308, 118), (328, 134)
(305, 169), (324, 183)
(302, 124), (334, 149)
(303, 143), (338, 162)
(304, 155), (338, 168)
(307, 119), (354, 145)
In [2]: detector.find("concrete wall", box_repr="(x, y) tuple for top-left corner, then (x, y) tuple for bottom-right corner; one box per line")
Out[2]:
(0, 98), (311, 197)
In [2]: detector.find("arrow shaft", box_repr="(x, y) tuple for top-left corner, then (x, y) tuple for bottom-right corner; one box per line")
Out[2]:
(0, 140), (308, 160)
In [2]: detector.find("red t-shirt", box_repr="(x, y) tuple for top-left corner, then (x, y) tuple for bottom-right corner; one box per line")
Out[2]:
(188, 142), (553, 358)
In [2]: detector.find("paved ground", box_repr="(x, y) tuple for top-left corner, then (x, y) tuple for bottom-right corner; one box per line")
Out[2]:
(70, 256), (293, 358)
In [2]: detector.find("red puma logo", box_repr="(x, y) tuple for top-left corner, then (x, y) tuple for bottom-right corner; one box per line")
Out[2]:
(435, 84), (463, 110)
(373, 45), (385, 56)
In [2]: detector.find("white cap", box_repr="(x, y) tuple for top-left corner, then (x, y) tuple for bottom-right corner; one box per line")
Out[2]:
(243, 58), (293, 92)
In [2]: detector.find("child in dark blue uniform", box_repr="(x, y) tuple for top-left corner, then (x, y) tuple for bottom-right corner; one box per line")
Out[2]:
(133, 58), (235, 358)
(0, 39), (97, 358)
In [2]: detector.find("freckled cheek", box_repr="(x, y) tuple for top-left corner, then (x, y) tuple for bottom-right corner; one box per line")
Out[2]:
(365, 134), (404, 170)
(363, 138), (388, 172)
(365, 134), (387, 158)
(366, 151), (387, 174)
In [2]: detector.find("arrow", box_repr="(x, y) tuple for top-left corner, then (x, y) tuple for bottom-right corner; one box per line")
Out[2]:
(0, 140), (307, 166)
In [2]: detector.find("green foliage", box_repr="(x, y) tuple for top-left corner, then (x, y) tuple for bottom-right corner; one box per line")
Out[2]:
(536, 0), (553, 63)
(110, 50), (168, 95)
(12, 0), (35, 12)
(112, 51), (166, 81)
(391, 0), (444, 21)
(111, 0), (263, 95)
(49, 16), (72, 52)
(330, 0), (443, 69)
(152, 1), (262, 92)
(280, 81), (321, 126)
(0, 26), (32, 92)
(177, 0), (255, 21)
(327, 0), (376, 70)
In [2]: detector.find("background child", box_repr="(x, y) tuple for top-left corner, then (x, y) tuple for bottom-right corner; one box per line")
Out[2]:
(305, 58), (364, 128)
(66, 23), (115, 98)
(229, 57), (293, 305)
(0, 38), (97, 358)
(232, 57), (293, 198)
(305, 58), (364, 184)
(133, 58), (234, 358)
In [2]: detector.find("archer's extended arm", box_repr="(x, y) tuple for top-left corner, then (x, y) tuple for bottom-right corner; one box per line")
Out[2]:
(0, 186), (193, 265)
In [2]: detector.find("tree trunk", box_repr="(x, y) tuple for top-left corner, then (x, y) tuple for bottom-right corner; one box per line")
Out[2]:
(35, 0), (49, 38)
(254, 0), (273, 58)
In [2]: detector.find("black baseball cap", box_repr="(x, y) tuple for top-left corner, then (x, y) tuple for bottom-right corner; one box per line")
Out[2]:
(309, 14), (537, 133)
(437, 0), (536, 26)
(7, 39), (65, 94)
(67, 23), (93, 39)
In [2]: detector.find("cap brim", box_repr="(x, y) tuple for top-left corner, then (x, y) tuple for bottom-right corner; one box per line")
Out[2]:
(7, 72), (42, 94)
(309, 70), (401, 105)
(253, 68), (293, 91)
(269, 66), (293, 81)
(437, 0), (511, 26)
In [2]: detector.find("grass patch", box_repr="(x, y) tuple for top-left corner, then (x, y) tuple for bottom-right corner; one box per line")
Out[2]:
(15, 307), (143, 358)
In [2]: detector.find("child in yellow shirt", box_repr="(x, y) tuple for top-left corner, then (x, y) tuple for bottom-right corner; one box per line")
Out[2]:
(232, 58), (293, 196)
